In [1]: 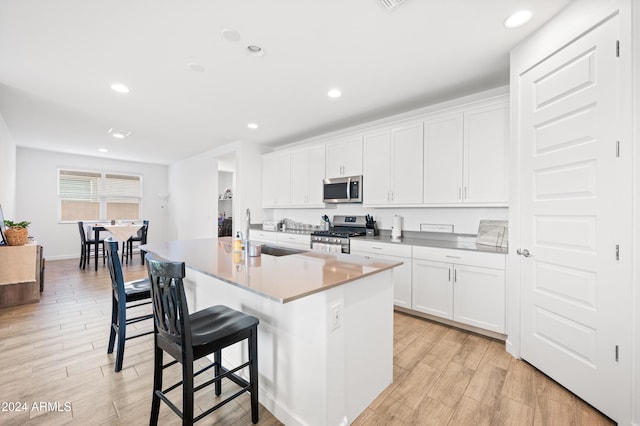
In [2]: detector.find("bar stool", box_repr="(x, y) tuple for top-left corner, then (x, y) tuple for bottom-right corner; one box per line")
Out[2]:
(146, 255), (260, 425)
(77, 221), (105, 269)
(105, 238), (153, 372)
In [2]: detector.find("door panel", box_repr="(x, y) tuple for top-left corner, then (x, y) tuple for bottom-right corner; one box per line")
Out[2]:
(411, 259), (452, 319)
(518, 15), (627, 420)
(423, 113), (463, 203)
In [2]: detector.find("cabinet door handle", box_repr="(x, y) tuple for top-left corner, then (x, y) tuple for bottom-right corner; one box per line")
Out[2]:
(458, 187), (462, 200)
(454, 269), (457, 282)
(448, 269), (451, 281)
(464, 187), (468, 199)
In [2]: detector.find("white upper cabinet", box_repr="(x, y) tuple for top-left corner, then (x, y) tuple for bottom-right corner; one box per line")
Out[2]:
(262, 152), (291, 207)
(263, 93), (508, 208)
(423, 99), (508, 205)
(423, 112), (464, 203)
(463, 102), (508, 203)
(325, 136), (363, 178)
(363, 129), (391, 205)
(290, 145), (325, 207)
(363, 121), (423, 206)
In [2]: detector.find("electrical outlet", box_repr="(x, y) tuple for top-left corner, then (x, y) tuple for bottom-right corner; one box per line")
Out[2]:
(331, 303), (343, 330)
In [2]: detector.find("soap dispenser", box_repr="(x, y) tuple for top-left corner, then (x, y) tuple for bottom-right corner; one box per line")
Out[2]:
(233, 231), (244, 252)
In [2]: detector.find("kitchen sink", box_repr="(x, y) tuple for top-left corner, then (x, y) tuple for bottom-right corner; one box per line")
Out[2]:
(260, 245), (305, 257)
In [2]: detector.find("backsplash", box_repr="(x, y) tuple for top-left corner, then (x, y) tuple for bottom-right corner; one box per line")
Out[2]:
(263, 205), (508, 235)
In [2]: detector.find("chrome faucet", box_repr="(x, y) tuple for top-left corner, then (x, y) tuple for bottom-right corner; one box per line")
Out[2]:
(245, 208), (251, 247)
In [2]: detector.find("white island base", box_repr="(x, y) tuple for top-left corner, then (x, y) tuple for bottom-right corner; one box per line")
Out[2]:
(185, 268), (393, 426)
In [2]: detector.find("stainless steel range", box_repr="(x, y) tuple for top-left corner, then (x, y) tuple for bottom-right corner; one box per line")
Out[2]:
(310, 215), (368, 254)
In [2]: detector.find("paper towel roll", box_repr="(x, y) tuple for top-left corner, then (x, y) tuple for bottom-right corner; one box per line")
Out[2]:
(391, 215), (402, 238)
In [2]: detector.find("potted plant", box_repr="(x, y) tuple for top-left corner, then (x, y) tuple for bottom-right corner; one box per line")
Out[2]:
(3, 220), (31, 246)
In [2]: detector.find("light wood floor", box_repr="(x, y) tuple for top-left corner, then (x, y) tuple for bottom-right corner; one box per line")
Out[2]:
(0, 258), (614, 425)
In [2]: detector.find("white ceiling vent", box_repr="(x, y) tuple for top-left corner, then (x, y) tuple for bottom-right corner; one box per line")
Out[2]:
(379, 0), (406, 10)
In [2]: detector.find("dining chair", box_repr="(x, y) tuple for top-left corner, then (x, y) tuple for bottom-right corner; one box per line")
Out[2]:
(122, 220), (149, 265)
(146, 255), (260, 425)
(77, 221), (105, 269)
(105, 238), (153, 372)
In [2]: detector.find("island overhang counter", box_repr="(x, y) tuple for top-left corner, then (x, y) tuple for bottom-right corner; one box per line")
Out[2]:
(141, 238), (401, 426)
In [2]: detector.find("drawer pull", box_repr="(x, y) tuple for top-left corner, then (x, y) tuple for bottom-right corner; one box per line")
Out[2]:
(445, 255), (461, 259)
(372, 247), (383, 250)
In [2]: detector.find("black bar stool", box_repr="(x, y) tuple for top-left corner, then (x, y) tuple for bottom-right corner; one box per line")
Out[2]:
(145, 255), (260, 425)
(105, 238), (153, 372)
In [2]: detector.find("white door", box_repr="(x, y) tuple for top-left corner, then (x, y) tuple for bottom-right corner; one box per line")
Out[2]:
(391, 121), (423, 204)
(423, 113), (463, 204)
(290, 149), (310, 205)
(307, 146), (325, 205)
(453, 265), (505, 333)
(463, 102), (508, 203)
(351, 251), (412, 309)
(341, 136), (363, 176)
(411, 259), (453, 319)
(518, 14), (629, 421)
(363, 130), (391, 205)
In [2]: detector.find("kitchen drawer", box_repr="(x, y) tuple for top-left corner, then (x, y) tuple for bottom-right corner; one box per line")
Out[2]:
(276, 233), (310, 246)
(350, 239), (412, 258)
(251, 230), (277, 244)
(412, 245), (504, 270)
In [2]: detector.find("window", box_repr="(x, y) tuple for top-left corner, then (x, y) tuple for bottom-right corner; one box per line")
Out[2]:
(58, 169), (142, 222)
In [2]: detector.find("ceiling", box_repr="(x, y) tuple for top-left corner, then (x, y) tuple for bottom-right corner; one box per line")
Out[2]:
(0, 0), (571, 165)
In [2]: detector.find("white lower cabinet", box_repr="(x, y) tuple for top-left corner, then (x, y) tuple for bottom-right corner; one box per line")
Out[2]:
(276, 233), (311, 250)
(453, 264), (505, 333)
(411, 259), (453, 318)
(412, 246), (506, 334)
(250, 230), (277, 245)
(350, 240), (412, 309)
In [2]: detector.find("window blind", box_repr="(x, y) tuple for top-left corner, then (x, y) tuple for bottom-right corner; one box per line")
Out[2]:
(58, 169), (142, 222)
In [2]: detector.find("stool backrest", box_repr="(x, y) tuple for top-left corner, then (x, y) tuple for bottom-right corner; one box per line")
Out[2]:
(77, 221), (87, 244)
(145, 256), (190, 348)
(105, 238), (125, 301)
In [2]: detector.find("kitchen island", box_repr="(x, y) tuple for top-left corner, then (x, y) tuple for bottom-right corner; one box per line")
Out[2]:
(141, 238), (401, 426)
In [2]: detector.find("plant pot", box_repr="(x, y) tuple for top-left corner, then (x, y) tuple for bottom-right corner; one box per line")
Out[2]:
(5, 227), (28, 246)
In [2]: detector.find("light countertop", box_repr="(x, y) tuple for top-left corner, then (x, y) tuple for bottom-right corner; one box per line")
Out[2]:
(141, 238), (402, 304)
(352, 235), (508, 254)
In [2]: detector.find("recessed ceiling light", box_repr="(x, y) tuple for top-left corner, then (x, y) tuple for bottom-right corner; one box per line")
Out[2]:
(98, 148), (108, 153)
(247, 123), (259, 129)
(222, 29), (241, 42)
(327, 89), (342, 98)
(108, 128), (131, 139)
(504, 10), (533, 28)
(247, 45), (264, 57)
(187, 62), (206, 72)
(110, 83), (130, 94)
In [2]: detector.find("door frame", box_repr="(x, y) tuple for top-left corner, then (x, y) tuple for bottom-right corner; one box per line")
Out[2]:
(507, 1), (634, 424)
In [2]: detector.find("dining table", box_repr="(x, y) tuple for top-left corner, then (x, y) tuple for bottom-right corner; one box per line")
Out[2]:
(91, 223), (143, 271)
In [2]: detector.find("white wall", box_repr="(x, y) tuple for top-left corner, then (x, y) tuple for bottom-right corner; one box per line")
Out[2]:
(167, 140), (268, 241)
(15, 147), (169, 260)
(0, 113), (16, 218)
(233, 141), (268, 236)
(168, 150), (218, 240)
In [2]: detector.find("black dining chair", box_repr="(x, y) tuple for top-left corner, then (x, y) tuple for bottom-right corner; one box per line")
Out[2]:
(146, 255), (260, 425)
(105, 238), (153, 372)
(122, 220), (149, 265)
(77, 221), (105, 269)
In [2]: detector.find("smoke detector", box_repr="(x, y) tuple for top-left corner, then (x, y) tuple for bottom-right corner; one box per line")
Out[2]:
(379, 0), (406, 10)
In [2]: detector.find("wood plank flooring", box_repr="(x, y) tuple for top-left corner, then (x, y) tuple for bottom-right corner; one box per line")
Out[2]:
(0, 258), (614, 425)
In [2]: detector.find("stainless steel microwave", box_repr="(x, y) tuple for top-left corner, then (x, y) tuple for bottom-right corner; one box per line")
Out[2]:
(323, 175), (363, 203)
